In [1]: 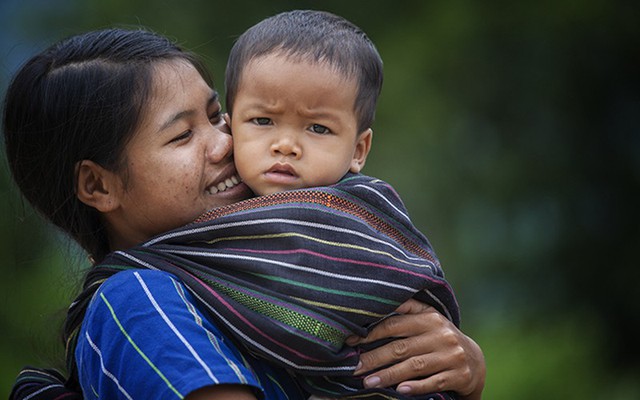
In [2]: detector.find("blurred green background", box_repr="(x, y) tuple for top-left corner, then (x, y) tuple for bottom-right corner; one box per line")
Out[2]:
(1, 0), (638, 398)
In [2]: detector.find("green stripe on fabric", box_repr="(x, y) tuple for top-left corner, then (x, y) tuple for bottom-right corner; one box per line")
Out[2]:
(100, 292), (183, 399)
(250, 272), (397, 306)
(207, 280), (346, 347)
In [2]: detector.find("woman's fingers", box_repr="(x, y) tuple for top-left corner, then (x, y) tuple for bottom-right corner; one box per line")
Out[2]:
(354, 311), (451, 373)
(346, 300), (438, 347)
(355, 331), (435, 373)
(361, 345), (449, 387)
(358, 337), (478, 396)
(395, 367), (474, 397)
(353, 299), (485, 398)
(394, 298), (434, 315)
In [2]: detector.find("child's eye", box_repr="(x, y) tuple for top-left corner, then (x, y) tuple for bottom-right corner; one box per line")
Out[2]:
(310, 124), (331, 134)
(252, 117), (272, 126)
(170, 130), (193, 143)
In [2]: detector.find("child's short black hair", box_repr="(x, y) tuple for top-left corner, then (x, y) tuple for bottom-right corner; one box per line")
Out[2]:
(225, 9), (383, 133)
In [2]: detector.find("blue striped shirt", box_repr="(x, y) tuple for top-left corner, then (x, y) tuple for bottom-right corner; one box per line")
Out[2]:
(76, 269), (305, 399)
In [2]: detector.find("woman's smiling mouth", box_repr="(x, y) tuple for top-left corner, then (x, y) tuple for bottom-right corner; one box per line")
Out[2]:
(206, 174), (241, 194)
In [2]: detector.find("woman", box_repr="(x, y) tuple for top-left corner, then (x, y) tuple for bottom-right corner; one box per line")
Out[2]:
(4, 28), (485, 399)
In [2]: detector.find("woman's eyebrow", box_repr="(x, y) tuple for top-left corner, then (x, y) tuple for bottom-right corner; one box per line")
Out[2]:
(207, 91), (220, 109)
(158, 91), (219, 133)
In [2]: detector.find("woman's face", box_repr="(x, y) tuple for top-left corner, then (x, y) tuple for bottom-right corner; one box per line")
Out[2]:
(107, 59), (252, 249)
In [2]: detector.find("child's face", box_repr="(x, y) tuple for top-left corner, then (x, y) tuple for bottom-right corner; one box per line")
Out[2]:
(230, 53), (372, 196)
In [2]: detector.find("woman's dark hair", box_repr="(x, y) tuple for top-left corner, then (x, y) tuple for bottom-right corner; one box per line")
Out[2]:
(225, 9), (383, 133)
(3, 28), (211, 263)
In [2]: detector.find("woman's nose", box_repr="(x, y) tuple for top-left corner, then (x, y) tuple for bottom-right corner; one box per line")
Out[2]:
(270, 132), (301, 158)
(206, 125), (233, 163)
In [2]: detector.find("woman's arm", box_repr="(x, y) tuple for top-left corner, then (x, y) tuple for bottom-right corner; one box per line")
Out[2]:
(76, 269), (297, 399)
(349, 300), (485, 399)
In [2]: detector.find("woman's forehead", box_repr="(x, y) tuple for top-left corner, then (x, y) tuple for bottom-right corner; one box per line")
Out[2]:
(139, 60), (217, 132)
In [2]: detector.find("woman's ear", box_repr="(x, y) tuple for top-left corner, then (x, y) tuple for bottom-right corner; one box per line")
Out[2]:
(350, 128), (373, 173)
(75, 160), (121, 212)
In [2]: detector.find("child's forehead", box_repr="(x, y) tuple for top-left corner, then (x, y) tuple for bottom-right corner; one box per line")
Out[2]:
(244, 51), (356, 84)
(237, 51), (359, 115)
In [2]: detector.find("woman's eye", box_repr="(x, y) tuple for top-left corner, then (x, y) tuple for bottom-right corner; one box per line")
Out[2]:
(253, 117), (272, 126)
(209, 110), (222, 124)
(310, 124), (331, 134)
(170, 130), (193, 143)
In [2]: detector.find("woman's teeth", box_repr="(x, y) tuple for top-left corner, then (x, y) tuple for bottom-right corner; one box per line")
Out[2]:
(207, 175), (241, 194)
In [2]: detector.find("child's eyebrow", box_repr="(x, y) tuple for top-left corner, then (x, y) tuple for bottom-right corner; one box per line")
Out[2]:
(158, 91), (219, 132)
(241, 102), (337, 119)
(297, 108), (341, 120)
(244, 101), (279, 112)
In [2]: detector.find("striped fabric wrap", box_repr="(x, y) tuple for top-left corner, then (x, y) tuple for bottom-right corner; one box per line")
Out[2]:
(9, 367), (82, 400)
(11, 173), (459, 400)
(99, 173), (460, 399)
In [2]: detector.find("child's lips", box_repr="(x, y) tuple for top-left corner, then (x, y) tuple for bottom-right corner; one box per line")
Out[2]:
(267, 163), (296, 175)
(265, 163), (298, 183)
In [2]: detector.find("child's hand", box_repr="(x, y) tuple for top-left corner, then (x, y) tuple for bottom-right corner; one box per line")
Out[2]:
(347, 300), (485, 399)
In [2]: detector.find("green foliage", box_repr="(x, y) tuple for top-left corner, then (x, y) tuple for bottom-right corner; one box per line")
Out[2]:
(477, 317), (640, 399)
(1, 0), (638, 397)
(0, 167), (82, 392)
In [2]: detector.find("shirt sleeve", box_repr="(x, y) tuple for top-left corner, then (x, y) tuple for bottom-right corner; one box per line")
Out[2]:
(75, 269), (269, 399)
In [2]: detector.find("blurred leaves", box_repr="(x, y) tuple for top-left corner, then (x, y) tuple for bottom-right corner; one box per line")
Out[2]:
(0, 165), (81, 391)
(1, 0), (639, 397)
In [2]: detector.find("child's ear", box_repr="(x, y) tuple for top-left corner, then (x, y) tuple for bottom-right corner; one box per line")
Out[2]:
(75, 160), (121, 212)
(350, 128), (373, 173)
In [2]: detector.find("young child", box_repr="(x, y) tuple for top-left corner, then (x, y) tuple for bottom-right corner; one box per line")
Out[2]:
(225, 10), (378, 198)
(98, 12), (460, 399)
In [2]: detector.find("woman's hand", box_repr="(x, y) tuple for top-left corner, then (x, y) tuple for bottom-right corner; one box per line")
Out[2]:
(347, 299), (485, 399)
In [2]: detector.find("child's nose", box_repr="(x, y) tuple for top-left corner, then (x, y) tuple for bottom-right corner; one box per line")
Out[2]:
(271, 131), (301, 158)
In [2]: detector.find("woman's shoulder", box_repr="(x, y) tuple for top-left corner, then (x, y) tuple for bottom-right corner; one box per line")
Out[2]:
(95, 268), (182, 301)
(86, 269), (197, 322)
(99, 267), (177, 287)
(78, 267), (304, 399)
(83, 268), (192, 339)
(83, 268), (190, 336)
